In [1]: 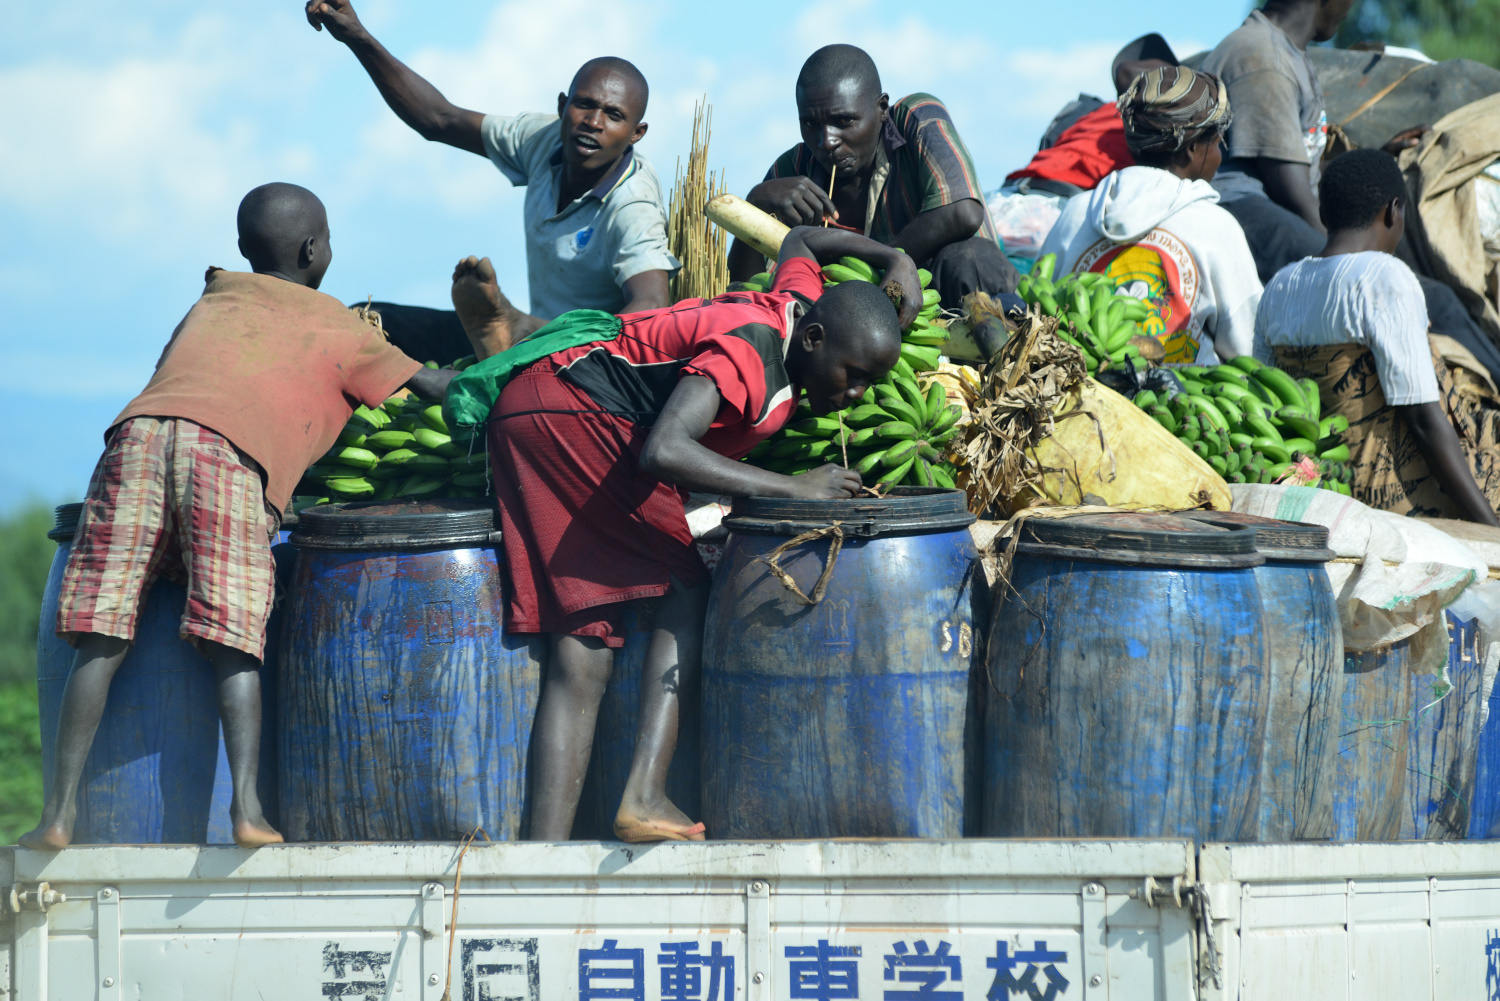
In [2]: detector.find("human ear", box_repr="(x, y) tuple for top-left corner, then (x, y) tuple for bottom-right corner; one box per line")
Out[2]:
(800, 321), (826, 353)
(557, 92), (569, 118)
(632, 120), (648, 144)
(300, 236), (318, 269)
(877, 93), (890, 115)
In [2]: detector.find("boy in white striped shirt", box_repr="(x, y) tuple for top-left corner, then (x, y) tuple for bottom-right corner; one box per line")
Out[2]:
(1254, 149), (1500, 524)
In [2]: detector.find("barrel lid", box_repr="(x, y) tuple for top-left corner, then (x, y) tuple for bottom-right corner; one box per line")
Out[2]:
(49, 502), (84, 542)
(291, 499), (498, 552)
(1179, 510), (1334, 563)
(1014, 511), (1264, 569)
(724, 487), (976, 538)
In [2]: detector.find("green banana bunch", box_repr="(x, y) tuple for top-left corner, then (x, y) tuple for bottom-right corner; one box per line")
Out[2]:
(815, 256), (945, 370)
(296, 387), (491, 506)
(743, 360), (963, 490)
(1133, 356), (1352, 491)
(1016, 253), (1152, 377)
(736, 254), (947, 369)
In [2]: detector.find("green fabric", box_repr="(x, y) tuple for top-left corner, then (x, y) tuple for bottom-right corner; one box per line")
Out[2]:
(442, 309), (623, 430)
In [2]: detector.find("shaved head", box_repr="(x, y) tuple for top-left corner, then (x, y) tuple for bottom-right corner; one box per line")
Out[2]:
(807, 278), (902, 351)
(793, 278), (903, 413)
(570, 56), (649, 123)
(796, 44), (882, 103)
(237, 182), (331, 288)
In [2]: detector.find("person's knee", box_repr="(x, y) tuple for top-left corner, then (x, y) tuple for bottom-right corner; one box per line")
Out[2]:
(200, 640), (262, 679)
(929, 237), (1018, 297)
(928, 237), (979, 270)
(549, 635), (613, 699)
(71, 633), (131, 673)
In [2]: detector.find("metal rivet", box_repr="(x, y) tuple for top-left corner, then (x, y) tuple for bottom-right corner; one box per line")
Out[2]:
(753, 972), (764, 984)
(1086, 883), (1101, 895)
(100, 888), (112, 898)
(102, 978), (115, 988)
(1089, 974), (1102, 987)
(428, 973), (440, 985)
(751, 881), (764, 893)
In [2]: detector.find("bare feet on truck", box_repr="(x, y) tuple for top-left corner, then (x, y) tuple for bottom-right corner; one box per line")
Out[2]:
(452, 255), (524, 360)
(232, 817), (285, 849)
(18, 803), (77, 850)
(230, 795), (284, 849)
(614, 796), (707, 843)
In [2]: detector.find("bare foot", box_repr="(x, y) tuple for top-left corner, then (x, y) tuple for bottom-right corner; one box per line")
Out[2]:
(18, 822), (73, 851)
(18, 803), (76, 850)
(232, 818), (284, 849)
(451, 256), (522, 360)
(614, 797), (707, 843)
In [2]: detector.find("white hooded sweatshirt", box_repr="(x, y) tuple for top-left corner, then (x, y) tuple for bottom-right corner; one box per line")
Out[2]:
(1038, 165), (1262, 365)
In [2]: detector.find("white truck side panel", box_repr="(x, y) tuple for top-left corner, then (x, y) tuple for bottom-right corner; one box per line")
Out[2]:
(1197, 842), (1500, 1001)
(0, 849), (12, 1000)
(3, 840), (1197, 1001)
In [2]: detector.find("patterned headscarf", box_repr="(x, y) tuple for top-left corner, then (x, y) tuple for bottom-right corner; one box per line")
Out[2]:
(1117, 65), (1233, 155)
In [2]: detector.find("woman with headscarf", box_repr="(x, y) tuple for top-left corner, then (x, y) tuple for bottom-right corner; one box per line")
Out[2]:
(1038, 65), (1263, 365)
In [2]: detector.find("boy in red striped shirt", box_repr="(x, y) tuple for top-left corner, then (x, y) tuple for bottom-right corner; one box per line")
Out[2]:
(450, 225), (920, 841)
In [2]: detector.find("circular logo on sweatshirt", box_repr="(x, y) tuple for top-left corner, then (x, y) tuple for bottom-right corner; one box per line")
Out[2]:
(1079, 229), (1201, 363)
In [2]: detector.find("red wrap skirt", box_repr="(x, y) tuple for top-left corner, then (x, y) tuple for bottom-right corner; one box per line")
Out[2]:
(487, 359), (707, 648)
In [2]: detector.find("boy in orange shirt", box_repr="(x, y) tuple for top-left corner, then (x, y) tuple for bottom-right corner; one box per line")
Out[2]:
(22, 183), (449, 849)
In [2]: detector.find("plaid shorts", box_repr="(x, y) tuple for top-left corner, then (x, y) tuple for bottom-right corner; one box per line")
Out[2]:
(56, 416), (280, 659)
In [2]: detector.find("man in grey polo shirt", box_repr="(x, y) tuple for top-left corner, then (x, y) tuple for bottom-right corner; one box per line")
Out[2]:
(307, 0), (678, 358)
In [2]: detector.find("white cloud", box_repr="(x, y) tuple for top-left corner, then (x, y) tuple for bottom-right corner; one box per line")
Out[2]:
(0, 13), (320, 249)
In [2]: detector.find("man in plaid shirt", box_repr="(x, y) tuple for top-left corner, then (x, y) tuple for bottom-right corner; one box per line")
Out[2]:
(728, 43), (1018, 306)
(21, 183), (449, 850)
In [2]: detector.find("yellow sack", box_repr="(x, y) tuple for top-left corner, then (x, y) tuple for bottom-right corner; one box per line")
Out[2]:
(1010, 379), (1231, 511)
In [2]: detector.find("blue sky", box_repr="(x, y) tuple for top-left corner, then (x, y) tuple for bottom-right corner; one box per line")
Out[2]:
(0, 0), (1251, 510)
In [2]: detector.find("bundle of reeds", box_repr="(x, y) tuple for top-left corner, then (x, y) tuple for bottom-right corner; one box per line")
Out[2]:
(667, 99), (729, 303)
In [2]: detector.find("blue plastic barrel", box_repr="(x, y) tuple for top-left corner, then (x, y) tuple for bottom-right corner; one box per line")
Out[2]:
(1185, 512), (1343, 841)
(1400, 610), (1487, 839)
(571, 599), (701, 840)
(1471, 653), (1500, 839)
(278, 500), (543, 841)
(702, 489), (977, 839)
(36, 502), (280, 844)
(984, 512), (1269, 841)
(1331, 641), (1413, 840)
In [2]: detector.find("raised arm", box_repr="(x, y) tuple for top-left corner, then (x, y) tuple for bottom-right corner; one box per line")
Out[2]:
(890, 199), (986, 266)
(1397, 403), (1500, 526)
(778, 226), (923, 328)
(306, 0), (485, 156)
(640, 376), (861, 498)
